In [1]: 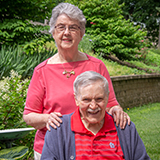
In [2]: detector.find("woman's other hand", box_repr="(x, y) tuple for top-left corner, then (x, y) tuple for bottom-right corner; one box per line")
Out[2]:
(46, 112), (63, 131)
(108, 105), (131, 129)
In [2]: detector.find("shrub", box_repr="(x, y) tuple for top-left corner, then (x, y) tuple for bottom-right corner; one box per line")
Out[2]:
(0, 70), (36, 158)
(78, 33), (93, 53)
(0, 70), (30, 130)
(0, 19), (52, 53)
(68, 0), (151, 60)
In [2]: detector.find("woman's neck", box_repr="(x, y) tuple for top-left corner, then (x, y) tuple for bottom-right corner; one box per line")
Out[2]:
(58, 49), (80, 63)
(48, 49), (88, 64)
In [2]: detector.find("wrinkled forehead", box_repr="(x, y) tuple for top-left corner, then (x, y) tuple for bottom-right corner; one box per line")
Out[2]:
(78, 80), (105, 94)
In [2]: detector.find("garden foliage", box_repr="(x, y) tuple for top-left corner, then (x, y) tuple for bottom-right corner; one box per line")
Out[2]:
(0, 69), (37, 157)
(119, 0), (160, 46)
(0, 19), (51, 54)
(67, 0), (151, 60)
(0, 46), (57, 79)
(0, 0), (55, 52)
(0, 70), (30, 130)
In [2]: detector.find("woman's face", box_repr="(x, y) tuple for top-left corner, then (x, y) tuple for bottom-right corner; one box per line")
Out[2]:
(75, 81), (108, 125)
(52, 14), (83, 51)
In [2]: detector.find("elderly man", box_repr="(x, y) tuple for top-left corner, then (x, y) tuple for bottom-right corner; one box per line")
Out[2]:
(41, 71), (150, 160)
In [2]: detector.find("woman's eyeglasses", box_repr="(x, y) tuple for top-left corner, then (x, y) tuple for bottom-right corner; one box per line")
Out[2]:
(55, 24), (81, 32)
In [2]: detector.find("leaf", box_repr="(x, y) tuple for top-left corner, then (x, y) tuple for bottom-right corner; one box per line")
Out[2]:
(0, 146), (28, 160)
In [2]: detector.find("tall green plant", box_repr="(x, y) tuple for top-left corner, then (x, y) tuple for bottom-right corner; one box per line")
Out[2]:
(80, 0), (150, 60)
(0, 45), (57, 79)
(67, 0), (151, 60)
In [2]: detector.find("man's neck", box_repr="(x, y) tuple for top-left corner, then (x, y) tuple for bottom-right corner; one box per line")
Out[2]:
(81, 118), (104, 135)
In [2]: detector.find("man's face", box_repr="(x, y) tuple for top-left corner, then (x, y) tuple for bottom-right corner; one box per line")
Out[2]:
(75, 81), (108, 124)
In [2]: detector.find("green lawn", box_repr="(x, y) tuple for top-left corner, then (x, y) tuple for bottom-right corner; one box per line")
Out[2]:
(125, 103), (160, 160)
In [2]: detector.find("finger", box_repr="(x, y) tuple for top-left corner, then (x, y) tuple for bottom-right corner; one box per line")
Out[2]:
(122, 114), (127, 129)
(47, 118), (59, 130)
(54, 112), (63, 117)
(127, 115), (131, 126)
(115, 112), (120, 127)
(50, 112), (63, 124)
(113, 113), (117, 125)
(46, 121), (51, 131)
(119, 112), (124, 129)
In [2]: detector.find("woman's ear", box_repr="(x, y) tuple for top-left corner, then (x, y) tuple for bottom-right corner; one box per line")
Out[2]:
(80, 30), (85, 40)
(52, 31), (55, 39)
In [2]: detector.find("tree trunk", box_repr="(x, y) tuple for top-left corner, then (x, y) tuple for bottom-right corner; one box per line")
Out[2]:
(158, 21), (160, 49)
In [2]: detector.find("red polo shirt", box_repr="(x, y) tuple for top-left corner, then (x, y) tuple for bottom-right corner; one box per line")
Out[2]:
(71, 108), (124, 160)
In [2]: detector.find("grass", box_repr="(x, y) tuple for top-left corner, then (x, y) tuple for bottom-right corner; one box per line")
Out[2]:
(124, 103), (160, 160)
(89, 53), (146, 76)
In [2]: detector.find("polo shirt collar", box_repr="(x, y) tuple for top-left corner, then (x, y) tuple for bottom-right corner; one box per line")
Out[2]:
(71, 108), (116, 134)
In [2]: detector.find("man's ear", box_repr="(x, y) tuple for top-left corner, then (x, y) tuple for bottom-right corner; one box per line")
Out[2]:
(74, 93), (79, 106)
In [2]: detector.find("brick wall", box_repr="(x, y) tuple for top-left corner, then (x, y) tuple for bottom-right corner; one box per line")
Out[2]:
(111, 74), (160, 109)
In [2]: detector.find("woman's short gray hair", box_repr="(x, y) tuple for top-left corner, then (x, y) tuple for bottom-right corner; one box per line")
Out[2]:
(74, 71), (109, 98)
(49, 3), (86, 35)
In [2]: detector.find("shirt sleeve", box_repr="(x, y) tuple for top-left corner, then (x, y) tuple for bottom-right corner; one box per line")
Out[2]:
(99, 61), (119, 108)
(23, 67), (45, 114)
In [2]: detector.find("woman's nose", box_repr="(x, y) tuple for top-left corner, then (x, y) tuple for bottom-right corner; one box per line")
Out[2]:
(64, 27), (70, 34)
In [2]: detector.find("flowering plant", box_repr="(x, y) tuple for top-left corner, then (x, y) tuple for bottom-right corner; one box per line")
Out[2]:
(0, 70), (30, 129)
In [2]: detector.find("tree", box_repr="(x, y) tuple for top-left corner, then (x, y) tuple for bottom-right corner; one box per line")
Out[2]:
(156, 7), (160, 49)
(119, 0), (160, 47)
(0, 0), (56, 22)
(68, 0), (149, 60)
(0, 0), (64, 51)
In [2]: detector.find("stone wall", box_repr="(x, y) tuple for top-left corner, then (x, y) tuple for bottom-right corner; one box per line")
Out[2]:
(111, 74), (160, 109)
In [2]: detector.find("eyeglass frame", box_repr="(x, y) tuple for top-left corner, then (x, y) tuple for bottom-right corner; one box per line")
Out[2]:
(54, 24), (81, 32)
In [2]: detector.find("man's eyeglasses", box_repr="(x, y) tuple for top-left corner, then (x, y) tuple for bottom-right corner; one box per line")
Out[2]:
(55, 24), (81, 32)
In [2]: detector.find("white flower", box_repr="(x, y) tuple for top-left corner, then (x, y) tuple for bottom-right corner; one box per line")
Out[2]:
(0, 80), (10, 92)
(16, 84), (23, 92)
(2, 94), (10, 101)
(10, 70), (19, 79)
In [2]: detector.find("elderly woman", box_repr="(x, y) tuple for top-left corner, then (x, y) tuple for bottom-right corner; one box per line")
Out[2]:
(41, 71), (150, 160)
(23, 3), (130, 159)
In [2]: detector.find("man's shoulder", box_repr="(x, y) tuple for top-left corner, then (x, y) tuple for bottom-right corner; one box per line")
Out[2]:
(61, 113), (73, 122)
(117, 121), (136, 135)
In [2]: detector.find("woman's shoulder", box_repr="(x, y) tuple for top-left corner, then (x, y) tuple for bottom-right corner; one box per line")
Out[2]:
(86, 54), (104, 64)
(34, 59), (49, 71)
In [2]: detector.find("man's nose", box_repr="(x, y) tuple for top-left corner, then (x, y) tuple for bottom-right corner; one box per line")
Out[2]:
(89, 99), (97, 108)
